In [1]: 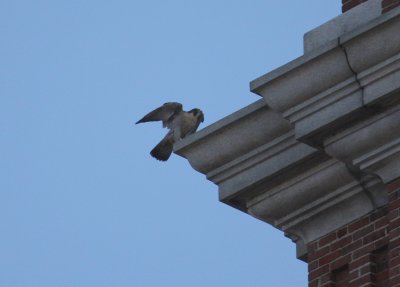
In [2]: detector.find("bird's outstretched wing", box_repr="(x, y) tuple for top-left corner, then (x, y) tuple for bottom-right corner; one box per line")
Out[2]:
(136, 102), (183, 128)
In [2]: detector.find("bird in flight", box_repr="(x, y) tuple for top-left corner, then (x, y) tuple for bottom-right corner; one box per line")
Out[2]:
(136, 102), (204, 161)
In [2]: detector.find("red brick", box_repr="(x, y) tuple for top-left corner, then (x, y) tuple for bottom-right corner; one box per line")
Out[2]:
(390, 198), (400, 210)
(348, 269), (359, 281)
(349, 217), (370, 232)
(376, 272), (390, 285)
(344, 239), (363, 253)
(370, 206), (388, 221)
(374, 237), (389, 250)
(390, 227), (400, 240)
(388, 178), (400, 192)
(363, 228), (387, 245)
(308, 242), (318, 253)
(342, 0), (368, 12)
(349, 274), (373, 286)
(390, 266), (400, 278)
(350, 254), (372, 269)
(320, 273), (333, 284)
(319, 233), (337, 248)
(304, 194), (398, 286)
(319, 250), (342, 266)
(308, 260), (319, 272)
(390, 246), (400, 259)
(391, 218), (400, 230)
(337, 227), (348, 238)
(308, 245), (330, 261)
(390, 238), (400, 250)
(390, 274), (400, 284)
(390, 255), (400, 267)
(360, 264), (373, 275)
(332, 236), (352, 251)
(309, 264), (330, 281)
(374, 217), (388, 229)
(353, 225), (374, 241)
(383, 3), (400, 13)
(353, 243), (375, 260)
(330, 254), (351, 271)
(383, 0), (400, 5)
(389, 209), (399, 220)
(390, 191), (399, 201)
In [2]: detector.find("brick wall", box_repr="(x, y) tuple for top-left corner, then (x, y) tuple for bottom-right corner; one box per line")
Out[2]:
(342, 0), (368, 12)
(382, 0), (400, 12)
(388, 178), (400, 286)
(342, 0), (400, 13)
(307, 178), (400, 287)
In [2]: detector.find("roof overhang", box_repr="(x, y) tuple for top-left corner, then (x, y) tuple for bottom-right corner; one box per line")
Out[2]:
(175, 6), (400, 260)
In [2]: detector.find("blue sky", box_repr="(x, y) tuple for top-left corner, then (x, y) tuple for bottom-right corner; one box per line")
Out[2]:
(2, 1), (340, 286)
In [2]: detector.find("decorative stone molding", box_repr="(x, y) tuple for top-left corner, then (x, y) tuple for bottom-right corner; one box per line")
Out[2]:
(305, 0), (381, 53)
(325, 106), (400, 183)
(247, 159), (385, 242)
(251, 7), (400, 144)
(174, 100), (293, 176)
(175, 6), (400, 259)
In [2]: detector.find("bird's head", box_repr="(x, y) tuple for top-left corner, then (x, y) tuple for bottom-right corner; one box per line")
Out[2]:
(189, 108), (204, 122)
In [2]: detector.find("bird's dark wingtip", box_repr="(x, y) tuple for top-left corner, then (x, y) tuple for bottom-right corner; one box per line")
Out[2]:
(150, 151), (168, 161)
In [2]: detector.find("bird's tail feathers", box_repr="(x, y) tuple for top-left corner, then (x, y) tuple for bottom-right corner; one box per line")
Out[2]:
(150, 134), (174, 161)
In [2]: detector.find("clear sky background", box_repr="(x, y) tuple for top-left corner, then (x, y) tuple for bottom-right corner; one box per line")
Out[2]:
(2, 1), (340, 286)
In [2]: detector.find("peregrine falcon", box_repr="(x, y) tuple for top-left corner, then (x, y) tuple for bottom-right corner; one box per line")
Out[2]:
(136, 102), (204, 161)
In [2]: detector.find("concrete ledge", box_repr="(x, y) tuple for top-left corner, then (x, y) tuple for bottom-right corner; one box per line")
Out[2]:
(304, 0), (381, 53)
(251, 11), (400, 147)
(174, 100), (292, 174)
(174, 5), (400, 259)
(247, 159), (387, 244)
(325, 106), (400, 183)
(251, 46), (353, 112)
(341, 13), (400, 73)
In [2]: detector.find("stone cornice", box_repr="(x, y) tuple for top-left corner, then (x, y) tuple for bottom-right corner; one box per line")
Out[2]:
(175, 7), (400, 259)
(174, 100), (293, 175)
(303, 0), (382, 53)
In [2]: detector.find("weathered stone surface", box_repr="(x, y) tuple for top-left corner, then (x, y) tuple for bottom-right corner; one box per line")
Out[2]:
(175, 7), (400, 259)
(174, 100), (292, 174)
(247, 160), (387, 244)
(324, 108), (400, 163)
(250, 45), (353, 112)
(341, 10), (400, 73)
(304, 0), (381, 53)
(252, 8), (400, 146)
